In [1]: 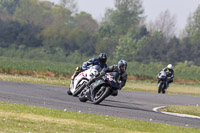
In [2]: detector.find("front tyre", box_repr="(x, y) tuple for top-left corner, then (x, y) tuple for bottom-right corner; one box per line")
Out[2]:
(158, 82), (163, 93)
(162, 83), (166, 94)
(73, 83), (86, 97)
(93, 86), (111, 104)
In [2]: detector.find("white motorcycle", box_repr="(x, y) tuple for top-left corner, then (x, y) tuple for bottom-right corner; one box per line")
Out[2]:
(67, 65), (101, 96)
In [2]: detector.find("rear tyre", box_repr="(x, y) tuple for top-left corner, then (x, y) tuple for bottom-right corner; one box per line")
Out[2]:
(93, 86), (111, 104)
(162, 89), (166, 94)
(79, 89), (88, 102)
(67, 88), (72, 95)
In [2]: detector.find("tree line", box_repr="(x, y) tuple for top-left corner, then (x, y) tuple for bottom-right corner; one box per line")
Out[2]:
(0, 0), (200, 66)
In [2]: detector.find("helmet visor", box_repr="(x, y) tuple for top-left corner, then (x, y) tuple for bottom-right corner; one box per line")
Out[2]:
(120, 66), (126, 72)
(99, 58), (107, 64)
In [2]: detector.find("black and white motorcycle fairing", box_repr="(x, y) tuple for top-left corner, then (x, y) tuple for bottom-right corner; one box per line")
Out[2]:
(67, 65), (101, 96)
(157, 70), (169, 94)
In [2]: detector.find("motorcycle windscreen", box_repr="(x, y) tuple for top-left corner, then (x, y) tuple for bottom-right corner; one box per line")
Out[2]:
(106, 72), (120, 88)
(158, 71), (167, 80)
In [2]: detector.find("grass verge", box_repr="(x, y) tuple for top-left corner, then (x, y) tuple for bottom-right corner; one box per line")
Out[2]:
(160, 105), (200, 117)
(124, 80), (200, 96)
(0, 102), (200, 133)
(0, 73), (70, 86)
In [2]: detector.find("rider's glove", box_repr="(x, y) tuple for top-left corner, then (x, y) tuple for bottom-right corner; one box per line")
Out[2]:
(82, 62), (87, 70)
(100, 71), (106, 76)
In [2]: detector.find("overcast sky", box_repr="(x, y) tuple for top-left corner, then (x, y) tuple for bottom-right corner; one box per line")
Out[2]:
(47, 0), (200, 34)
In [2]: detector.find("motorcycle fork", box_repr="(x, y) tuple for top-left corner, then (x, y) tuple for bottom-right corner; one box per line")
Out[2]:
(88, 86), (95, 101)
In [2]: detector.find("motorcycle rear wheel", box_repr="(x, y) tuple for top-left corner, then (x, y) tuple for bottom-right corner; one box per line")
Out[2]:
(79, 89), (88, 102)
(67, 88), (72, 95)
(162, 87), (166, 94)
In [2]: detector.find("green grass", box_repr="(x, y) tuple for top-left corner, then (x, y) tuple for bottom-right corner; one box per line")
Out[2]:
(1, 56), (200, 81)
(0, 56), (76, 76)
(0, 102), (199, 133)
(124, 80), (200, 96)
(161, 105), (200, 117)
(0, 73), (71, 86)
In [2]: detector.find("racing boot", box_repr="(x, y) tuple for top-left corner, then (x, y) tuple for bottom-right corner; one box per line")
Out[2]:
(71, 68), (80, 84)
(84, 86), (92, 101)
(110, 90), (118, 96)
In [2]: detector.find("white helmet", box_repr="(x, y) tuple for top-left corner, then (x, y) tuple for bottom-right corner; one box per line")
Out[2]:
(167, 64), (173, 69)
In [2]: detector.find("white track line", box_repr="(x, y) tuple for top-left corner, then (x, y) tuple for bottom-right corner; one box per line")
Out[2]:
(153, 106), (200, 119)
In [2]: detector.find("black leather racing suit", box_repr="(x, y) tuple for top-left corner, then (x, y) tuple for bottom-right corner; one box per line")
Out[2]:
(101, 65), (127, 89)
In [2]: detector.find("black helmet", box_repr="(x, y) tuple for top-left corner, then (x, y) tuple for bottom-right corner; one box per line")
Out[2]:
(118, 60), (127, 72)
(98, 53), (107, 65)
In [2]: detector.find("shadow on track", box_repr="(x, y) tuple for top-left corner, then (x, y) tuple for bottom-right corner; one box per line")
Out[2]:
(104, 99), (145, 106)
(96, 99), (155, 113)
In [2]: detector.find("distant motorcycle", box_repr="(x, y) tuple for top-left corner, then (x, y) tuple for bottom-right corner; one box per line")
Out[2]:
(157, 70), (169, 94)
(79, 72), (120, 104)
(67, 65), (101, 96)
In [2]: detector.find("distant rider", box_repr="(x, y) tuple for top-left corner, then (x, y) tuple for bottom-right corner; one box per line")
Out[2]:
(71, 53), (108, 82)
(161, 64), (174, 87)
(87, 60), (128, 99)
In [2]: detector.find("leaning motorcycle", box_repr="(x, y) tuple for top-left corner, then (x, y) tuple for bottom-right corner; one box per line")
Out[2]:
(79, 72), (120, 104)
(67, 65), (101, 96)
(157, 70), (168, 94)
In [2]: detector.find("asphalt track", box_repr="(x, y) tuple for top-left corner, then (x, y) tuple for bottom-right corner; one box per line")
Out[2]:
(0, 80), (200, 129)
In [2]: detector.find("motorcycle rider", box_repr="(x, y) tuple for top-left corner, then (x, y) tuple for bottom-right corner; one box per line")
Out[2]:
(86, 60), (128, 99)
(71, 53), (108, 83)
(160, 64), (174, 87)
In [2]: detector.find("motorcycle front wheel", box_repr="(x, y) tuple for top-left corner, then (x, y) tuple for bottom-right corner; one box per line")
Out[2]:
(73, 82), (86, 97)
(162, 84), (166, 94)
(93, 86), (111, 104)
(158, 81), (163, 93)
